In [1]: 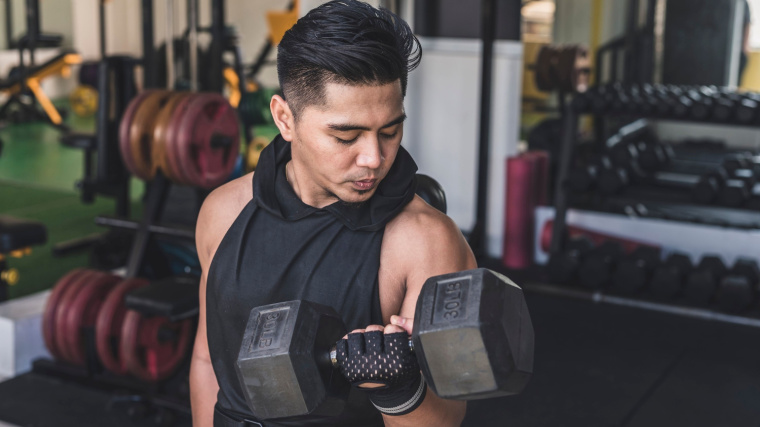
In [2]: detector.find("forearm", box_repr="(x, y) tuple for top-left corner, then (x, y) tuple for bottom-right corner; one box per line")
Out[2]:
(190, 356), (220, 427)
(381, 389), (466, 427)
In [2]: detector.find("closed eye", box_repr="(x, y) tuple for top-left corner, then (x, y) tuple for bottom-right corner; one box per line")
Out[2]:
(336, 136), (358, 144)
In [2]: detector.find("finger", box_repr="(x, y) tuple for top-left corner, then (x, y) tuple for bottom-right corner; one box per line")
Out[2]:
(364, 324), (385, 333)
(344, 328), (365, 340)
(390, 315), (414, 335)
(334, 338), (348, 363)
(384, 331), (413, 355)
(347, 332), (365, 355)
(364, 330), (384, 355)
(383, 324), (406, 334)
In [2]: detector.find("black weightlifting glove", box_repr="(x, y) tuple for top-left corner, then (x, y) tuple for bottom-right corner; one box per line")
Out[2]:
(335, 331), (427, 416)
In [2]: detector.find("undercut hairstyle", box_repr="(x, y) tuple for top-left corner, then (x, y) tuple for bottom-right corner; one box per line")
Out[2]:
(277, 0), (422, 120)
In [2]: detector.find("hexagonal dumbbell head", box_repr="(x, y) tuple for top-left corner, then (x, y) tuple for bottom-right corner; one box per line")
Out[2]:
(236, 300), (349, 420)
(412, 268), (534, 400)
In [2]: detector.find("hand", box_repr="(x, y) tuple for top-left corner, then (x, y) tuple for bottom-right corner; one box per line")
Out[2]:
(335, 321), (417, 390)
(334, 316), (427, 416)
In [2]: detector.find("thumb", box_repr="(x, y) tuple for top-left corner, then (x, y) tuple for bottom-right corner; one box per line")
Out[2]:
(390, 315), (414, 335)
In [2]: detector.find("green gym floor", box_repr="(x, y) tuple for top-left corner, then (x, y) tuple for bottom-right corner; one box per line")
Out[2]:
(0, 104), (133, 299)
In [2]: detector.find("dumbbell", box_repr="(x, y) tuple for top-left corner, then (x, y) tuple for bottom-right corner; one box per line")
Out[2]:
(236, 268), (534, 420)
(546, 236), (595, 284)
(683, 255), (727, 305)
(578, 241), (625, 289)
(611, 246), (661, 294)
(596, 158), (630, 195)
(567, 164), (599, 193)
(715, 258), (760, 313)
(684, 86), (716, 121)
(735, 94), (760, 124)
(649, 253), (694, 300)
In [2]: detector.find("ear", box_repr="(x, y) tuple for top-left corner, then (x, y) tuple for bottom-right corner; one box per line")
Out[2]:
(270, 94), (295, 141)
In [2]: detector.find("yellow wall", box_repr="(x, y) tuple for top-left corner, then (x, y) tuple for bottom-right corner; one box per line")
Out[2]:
(740, 50), (760, 91)
(522, 41), (550, 101)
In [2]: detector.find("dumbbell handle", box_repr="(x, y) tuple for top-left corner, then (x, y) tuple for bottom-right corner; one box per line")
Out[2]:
(329, 338), (415, 368)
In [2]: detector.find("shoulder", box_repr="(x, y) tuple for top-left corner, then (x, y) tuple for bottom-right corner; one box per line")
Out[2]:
(383, 195), (476, 279)
(196, 172), (255, 266)
(379, 195), (476, 319)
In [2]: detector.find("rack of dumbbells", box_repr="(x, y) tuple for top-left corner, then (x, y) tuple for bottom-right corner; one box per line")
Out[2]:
(545, 82), (760, 325)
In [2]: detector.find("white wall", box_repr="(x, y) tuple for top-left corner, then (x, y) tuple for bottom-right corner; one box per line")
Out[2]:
(403, 37), (524, 258)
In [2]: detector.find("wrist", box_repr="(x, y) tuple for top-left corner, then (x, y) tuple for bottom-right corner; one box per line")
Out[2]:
(367, 372), (427, 416)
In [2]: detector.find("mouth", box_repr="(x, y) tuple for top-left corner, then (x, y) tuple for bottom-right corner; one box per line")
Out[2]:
(352, 179), (377, 191)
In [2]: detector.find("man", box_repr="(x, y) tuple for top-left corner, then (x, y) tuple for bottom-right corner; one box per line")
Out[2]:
(190, 1), (476, 426)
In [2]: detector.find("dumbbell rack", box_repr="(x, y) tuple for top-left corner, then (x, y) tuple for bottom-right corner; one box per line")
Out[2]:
(545, 83), (760, 326)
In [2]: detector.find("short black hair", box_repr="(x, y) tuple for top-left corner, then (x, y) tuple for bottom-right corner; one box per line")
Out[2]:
(277, 0), (421, 120)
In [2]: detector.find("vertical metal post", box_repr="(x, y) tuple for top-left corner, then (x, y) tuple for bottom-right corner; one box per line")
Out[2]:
(469, 0), (496, 259)
(188, 0), (198, 91)
(5, 0), (13, 49)
(99, 0), (107, 58)
(26, 0), (39, 65)
(210, 0), (225, 93)
(142, 0), (156, 88)
(549, 107), (580, 254)
(166, 0), (175, 89)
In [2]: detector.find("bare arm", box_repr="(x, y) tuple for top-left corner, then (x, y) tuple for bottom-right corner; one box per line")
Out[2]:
(190, 174), (253, 426)
(190, 271), (218, 426)
(379, 198), (477, 427)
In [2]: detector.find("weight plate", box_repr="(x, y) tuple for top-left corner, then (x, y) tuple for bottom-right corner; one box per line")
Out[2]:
(175, 93), (240, 188)
(53, 269), (105, 364)
(119, 91), (166, 178)
(534, 45), (559, 92)
(120, 311), (193, 382)
(164, 95), (198, 185)
(151, 92), (192, 182)
(62, 272), (121, 366)
(128, 91), (176, 180)
(95, 278), (150, 375)
(42, 269), (86, 360)
(558, 44), (591, 93)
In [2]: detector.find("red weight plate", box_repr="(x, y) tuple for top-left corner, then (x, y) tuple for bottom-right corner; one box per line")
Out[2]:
(163, 95), (197, 185)
(42, 269), (86, 360)
(95, 278), (149, 375)
(62, 272), (122, 366)
(119, 91), (164, 177)
(128, 91), (176, 180)
(53, 269), (103, 364)
(176, 93), (240, 188)
(120, 311), (193, 382)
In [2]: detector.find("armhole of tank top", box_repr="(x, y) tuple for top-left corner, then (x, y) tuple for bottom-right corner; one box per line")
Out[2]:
(371, 229), (386, 325)
(206, 199), (256, 284)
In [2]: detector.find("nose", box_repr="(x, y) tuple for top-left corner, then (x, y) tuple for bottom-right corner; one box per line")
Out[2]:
(355, 137), (383, 169)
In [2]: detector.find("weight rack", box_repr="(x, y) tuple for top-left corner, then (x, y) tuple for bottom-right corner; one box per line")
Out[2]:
(545, 83), (760, 327)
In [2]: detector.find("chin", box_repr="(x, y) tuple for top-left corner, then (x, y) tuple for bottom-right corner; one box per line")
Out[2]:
(338, 188), (376, 205)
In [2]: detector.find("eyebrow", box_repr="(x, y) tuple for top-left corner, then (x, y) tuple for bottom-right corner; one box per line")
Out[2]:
(327, 113), (407, 132)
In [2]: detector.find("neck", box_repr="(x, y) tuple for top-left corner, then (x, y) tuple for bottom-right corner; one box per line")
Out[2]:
(285, 160), (338, 209)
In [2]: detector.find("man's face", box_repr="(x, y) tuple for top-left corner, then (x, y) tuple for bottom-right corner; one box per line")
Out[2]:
(288, 81), (405, 207)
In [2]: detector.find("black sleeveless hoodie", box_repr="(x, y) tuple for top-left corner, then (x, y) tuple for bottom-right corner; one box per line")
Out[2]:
(206, 135), (418, 426)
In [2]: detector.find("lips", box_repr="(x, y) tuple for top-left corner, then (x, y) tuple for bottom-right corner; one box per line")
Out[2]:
(353, 179), (377, 190)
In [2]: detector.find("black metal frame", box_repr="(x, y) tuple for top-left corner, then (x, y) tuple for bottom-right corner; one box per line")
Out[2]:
(468, 0), (497, 259)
